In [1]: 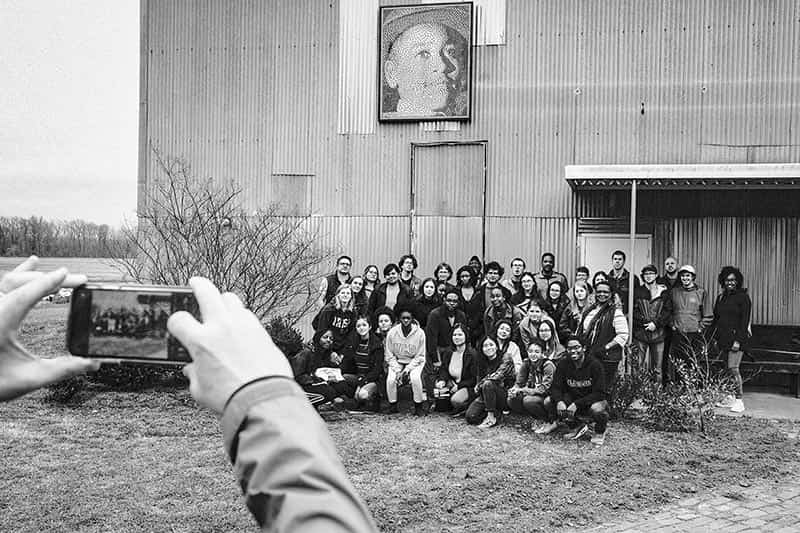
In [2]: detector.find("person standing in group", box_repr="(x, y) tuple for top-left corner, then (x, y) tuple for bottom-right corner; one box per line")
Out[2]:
(510, 271), (539, 314)
(384, 304), (428, 415)
(560, 280), (591, 339)
(414, 277), (441, 328)
(657, 256), (681, 290)
(670, 264), (713, 377)
(435, 324), (478, 414)
(362, 264), (381, 301)
(533, 253), (569, 302)
(632, 264), (672, 384)
(465, 336), (516, 428)
(500, 257), (527, 295)
(712, 266), (752, 413)
(434, 262), (455, 289)
(541, 280), (570, 344)
(398, 254), (423, 297)
(507, 339), (557, 433)
(576, 280), (629, 388)
(477, 261), (512, 311)
(575, 266), (592, 288)
(468, 255), (484, 285)
(456, 265), (485, 344)
(367, 263), (413, 320)
(349, 276), (369, 318)
(483, 286), (523, 346)
(550, 336), (610, 445)
(313, 284), (357, 354)
(317, 255), (353, 309)
(425, 287), (467, 403)
(343, 317), (384, 412)
(607, 250), (640, 315)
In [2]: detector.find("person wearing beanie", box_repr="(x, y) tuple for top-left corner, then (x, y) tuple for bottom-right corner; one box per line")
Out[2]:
(632, 264), (672, 384)
(669, 264), (712, 380)
(384, 303), (428, 415)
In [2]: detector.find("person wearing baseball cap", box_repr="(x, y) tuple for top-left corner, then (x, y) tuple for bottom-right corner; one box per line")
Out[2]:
(632, 264), (672, 384)
(669, 264), (712, 381)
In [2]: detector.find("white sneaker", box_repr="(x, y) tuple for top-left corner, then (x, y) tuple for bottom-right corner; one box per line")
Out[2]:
(730, 399), (745, 413)
(715, 395), (735, 408)
(478, 413), (498, 428)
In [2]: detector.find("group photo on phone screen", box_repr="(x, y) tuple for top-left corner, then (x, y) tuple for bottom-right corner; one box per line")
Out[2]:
(89, 291), (172, 360)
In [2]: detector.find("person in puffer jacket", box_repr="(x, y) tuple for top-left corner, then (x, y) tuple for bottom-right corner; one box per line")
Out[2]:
(632, 264), (673, 384)
(384, 302), (428, 415)
(669, 264), (712, 377)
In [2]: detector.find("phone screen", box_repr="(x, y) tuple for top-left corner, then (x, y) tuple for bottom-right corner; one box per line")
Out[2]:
(70, 286), (199, 362)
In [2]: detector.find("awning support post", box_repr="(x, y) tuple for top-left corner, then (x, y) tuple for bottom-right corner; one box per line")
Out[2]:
(628, 179), (637, 355)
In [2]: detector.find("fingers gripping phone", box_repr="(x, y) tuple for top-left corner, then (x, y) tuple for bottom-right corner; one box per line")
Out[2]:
(67, 283), (201, 364)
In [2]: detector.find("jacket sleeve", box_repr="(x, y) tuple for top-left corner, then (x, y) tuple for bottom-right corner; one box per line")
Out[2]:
(292, 350), (319, 386)
(611, 309), (630, 347)
(487, 353), (514, 382)
(736, 293), (752, 345)
(437, 349), (451, 382)
(315, 307), (334, 334)
(425, 313), (440, 358)
(222, 377), (378, 532)
(459, 349), (477, 389)
(558, 308), (573, 340)
(384, 334), (401, 374)
(520, 320), (533, 348)
(514, 359), (530, 388)
(655, 289), (673, 329)
(573, 360), (606, 408)
(699, 288), (714, 329)
(406, 331), (427, 371)
(532, 361), (555, 396)
(365, 342), (383, 384)
(549, 361), (565, 405)
(632, 292), (645, 329)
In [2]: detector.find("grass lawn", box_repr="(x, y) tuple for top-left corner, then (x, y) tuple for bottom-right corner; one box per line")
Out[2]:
(1, 303), (799, 532)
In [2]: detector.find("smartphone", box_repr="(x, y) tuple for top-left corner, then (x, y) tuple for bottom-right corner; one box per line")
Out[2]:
(67, 283), (200, 364)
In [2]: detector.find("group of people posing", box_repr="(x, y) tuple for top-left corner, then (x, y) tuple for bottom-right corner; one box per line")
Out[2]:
(291, 251), (752, 444)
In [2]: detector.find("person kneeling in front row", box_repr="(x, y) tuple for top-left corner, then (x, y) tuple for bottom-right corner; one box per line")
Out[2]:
(549, 335), (610, 445)
(433, 323), (477, 413)
(507, 339), (558, 434)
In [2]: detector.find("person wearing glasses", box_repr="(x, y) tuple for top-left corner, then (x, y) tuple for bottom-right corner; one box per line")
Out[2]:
(317, 255), (353, 309)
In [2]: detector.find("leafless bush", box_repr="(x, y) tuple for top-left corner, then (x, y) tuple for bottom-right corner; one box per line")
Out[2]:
(111, 148), (332, 325)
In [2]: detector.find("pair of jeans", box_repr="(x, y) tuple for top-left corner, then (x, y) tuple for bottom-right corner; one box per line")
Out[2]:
(465, 380), (508, 424)
(508, 393), (555, 422)
(635, 339), (665, 384)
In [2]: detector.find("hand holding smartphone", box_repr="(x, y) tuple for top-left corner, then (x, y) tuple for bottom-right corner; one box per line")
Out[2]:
(67, 283), (201, 364)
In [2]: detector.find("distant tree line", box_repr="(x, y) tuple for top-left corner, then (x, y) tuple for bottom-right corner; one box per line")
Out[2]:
(0, 216), (130, 257)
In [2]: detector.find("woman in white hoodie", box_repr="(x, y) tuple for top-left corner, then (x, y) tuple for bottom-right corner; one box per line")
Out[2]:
(384, 303), (428, 415)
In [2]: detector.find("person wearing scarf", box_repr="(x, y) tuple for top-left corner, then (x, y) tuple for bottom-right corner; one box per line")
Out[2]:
(576, 280), (629, 389)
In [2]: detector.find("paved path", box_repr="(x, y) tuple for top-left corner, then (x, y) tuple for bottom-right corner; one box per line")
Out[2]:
(581, 474), (800, 532)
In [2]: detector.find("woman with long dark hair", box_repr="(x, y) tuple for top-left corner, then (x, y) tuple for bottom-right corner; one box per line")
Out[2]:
(362, 264), (380, 301)
(712, 266), (751, 413)
(435, 324), (477, 413)
(560, 280), (591, 339)
(414, 277), (441, 328)
(510, 271), (540, 314)
(342, 316), (384, 412)
(349, 275), (369, 318)
(456, 265), (485, 343)
(541, 280), (570, 344)
(465, 336), (516, 428)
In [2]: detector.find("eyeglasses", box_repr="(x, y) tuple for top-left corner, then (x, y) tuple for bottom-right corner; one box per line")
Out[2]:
(338, 262), (351, 267)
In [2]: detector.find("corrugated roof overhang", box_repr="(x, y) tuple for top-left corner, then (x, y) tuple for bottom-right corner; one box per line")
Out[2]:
(565, 163), (800, 190)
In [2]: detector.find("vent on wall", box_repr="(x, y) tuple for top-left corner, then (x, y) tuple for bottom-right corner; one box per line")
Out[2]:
(271, 173), (313, 215)
(578, 218), (654, 234)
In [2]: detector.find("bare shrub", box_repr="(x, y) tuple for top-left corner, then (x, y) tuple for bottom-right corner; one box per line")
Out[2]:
(111, 148), (332, 325)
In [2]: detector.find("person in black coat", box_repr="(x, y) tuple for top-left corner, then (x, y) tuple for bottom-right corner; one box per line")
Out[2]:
(367, 263), (413, 321)
(292, 329), (357, 404)
(341, 317), (384, 411)
(424, 287), (467, 401)
(435, 324), (477, 413)
(414, 278), (442, 328)
(712, 266), (752, 413)
(455, 265), (485, 344)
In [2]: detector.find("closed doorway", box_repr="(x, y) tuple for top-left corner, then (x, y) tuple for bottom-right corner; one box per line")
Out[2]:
(410, 142), (487, 276)
(579, 233), (652, 277)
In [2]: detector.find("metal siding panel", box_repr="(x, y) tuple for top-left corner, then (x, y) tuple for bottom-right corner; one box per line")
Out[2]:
(338, 0), (378, 134)
(311, 216), (410, 273)
(414, 217), (484, 278)
(485, 217), (577, 281)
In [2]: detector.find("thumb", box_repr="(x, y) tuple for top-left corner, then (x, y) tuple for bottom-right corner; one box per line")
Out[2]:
(167, 311), (203, 354)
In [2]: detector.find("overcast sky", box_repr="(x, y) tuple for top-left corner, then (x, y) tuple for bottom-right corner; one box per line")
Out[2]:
(0, 0), (139, 227)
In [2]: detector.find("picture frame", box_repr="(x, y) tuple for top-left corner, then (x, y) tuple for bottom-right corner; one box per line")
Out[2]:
(378, 2), (473, 122)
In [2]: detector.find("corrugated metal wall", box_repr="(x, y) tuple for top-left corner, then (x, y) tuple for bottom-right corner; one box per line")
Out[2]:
(141, 0), (800, 323)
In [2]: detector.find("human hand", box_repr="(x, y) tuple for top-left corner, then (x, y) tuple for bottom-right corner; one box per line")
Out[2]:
(566, 403), (577, 417)
(167, 277), (293, 414)
(0, 267), (100, 402)
(0, 256), (88, 295)
(435, 379), (446, 389)
(645, 322), (656, 332)
(556, 401), (568, 416)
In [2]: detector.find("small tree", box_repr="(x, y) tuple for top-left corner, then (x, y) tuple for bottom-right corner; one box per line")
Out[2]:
(112, 148), (332, 325)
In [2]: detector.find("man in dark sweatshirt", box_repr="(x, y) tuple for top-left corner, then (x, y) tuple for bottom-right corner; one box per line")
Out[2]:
(549, 335), (609, 445)
(424, 287), (467, 402)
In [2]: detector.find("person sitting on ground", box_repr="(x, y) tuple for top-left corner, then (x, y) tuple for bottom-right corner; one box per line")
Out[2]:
(456, 265), (485, 343)
(518, 301), (557, 349)
(632, 264), (672, 385)
(559, 280), (591, 339)
(292, 329), (357, 405)
(465, 336), (516, 428)
(349, 275), (369, 318)
(384, 303), (427, 415)
(549, 335), (609, 445)
(576, 280), (629, 389)
(424, 287), (467, 405)
(500, 257), (526, 295)
(493, 319), (523, 374)
(541, 280), (570, 344)
(313, 284), (357, 354)
(711, 266), (752, 413)
(536, 319), (564, 362)
(367, 263), (412, 320)
(509, 271), (539, 314)
(483, 286), (523, 345)
(507, 339), (558, 433)
(398, 253), (423, 297)
(434, 324), (477, 414)
(342, 317), (384, 412)
(0, 258), (378, 531)
(413, 277), (441, 328)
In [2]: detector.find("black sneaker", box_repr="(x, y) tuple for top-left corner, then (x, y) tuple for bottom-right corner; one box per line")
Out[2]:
(414, 402), (428, 416)
(564, 424), (589, 441)
(382, 402), (399, 415)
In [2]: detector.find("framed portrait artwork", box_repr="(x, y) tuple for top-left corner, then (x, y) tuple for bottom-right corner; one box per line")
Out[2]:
(378, 2), (473, 122)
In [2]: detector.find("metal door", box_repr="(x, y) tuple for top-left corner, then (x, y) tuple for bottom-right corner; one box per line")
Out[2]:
(410, 142), (487, 277)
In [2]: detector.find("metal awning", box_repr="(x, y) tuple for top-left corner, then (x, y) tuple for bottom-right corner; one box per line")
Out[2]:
(565, 163), (800, 190)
